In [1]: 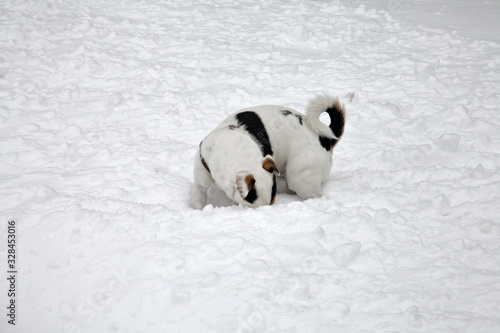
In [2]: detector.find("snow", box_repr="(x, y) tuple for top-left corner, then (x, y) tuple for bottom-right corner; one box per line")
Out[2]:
(1, 0), (499, 332)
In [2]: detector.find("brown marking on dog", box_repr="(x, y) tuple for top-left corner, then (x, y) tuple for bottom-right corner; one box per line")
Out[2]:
(262, 156), (278, 174)
(199, 141), (210, 173)
(201, 156), (210, 173)
(245, 174), (256, 189)
(236, 173), (257, 203)
(270, 174), (277, 205)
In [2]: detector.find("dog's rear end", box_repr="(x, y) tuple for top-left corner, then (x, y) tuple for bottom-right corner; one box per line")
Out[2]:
(281, 94), (346, 199)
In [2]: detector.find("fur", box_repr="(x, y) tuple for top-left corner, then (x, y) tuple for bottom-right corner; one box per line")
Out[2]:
(191, 94), (345, 209)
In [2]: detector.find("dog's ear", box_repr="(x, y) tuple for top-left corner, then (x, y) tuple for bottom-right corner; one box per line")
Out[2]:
(235, 171), (257, 203)
(262, 155), (279, 175)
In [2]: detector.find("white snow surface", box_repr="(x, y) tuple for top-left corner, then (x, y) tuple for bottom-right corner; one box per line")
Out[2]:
(1, 0), (500, 332)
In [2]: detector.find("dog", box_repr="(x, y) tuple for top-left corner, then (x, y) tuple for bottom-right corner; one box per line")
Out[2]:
(190, 94), (345, 209)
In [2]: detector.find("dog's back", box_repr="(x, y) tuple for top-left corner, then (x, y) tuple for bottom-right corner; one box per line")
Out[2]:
(218, 95), (346, 167)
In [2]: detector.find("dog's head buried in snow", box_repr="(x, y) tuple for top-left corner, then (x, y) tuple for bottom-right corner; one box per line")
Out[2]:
(191, 94), (346, 209)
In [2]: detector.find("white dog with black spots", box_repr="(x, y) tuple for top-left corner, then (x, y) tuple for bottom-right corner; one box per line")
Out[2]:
(191, 94), (346, 209)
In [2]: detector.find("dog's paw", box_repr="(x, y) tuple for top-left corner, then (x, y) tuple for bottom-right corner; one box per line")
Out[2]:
(287, 179), (324, 200)
(297, 189), (324, 200)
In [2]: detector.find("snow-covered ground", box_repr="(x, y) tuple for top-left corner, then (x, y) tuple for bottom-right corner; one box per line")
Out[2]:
(1, 0), (499, 332)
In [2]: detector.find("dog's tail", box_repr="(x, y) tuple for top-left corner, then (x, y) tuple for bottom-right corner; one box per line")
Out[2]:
(304, 94), (346, 150)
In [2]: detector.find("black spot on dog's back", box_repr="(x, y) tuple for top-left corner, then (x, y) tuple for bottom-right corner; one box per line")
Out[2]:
(295, 114), (303, 125)
(236, 111), (273, 157)
(281, 109), (303, 125)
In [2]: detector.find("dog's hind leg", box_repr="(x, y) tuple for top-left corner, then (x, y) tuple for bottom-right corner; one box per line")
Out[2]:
(285, 161), (326, 200)
(191, 149), (214, 209)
